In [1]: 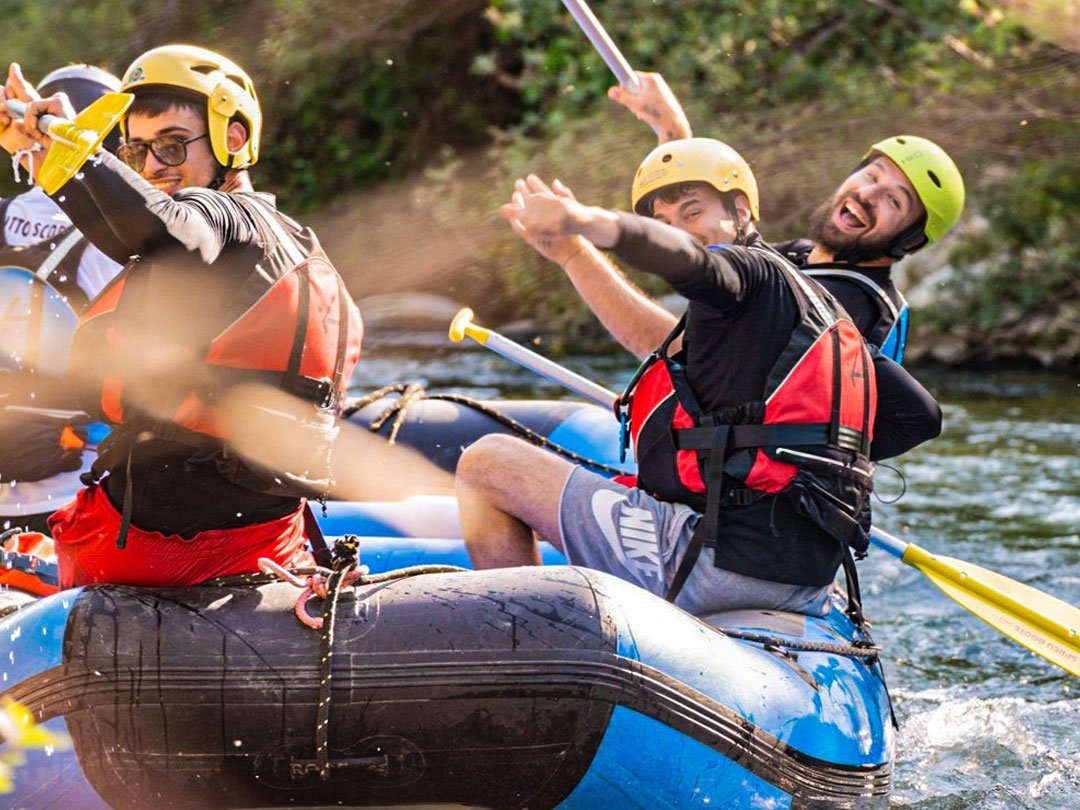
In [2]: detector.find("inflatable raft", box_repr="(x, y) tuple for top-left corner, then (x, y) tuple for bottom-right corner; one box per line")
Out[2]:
(0, 540), (893, 809)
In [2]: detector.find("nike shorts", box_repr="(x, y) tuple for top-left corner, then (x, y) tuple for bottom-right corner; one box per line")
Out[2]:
(557, 466), (832, 617)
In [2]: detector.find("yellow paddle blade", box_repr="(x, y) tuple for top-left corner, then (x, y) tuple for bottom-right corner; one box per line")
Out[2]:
(37, 92), (133, 194)
(904, 543), (1080, 677)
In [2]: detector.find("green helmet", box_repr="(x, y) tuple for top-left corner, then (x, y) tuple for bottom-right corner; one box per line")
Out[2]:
(866, 135), (964, 246)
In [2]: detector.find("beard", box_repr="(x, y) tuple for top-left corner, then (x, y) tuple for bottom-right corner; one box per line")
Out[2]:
(807, 196), (896, 265)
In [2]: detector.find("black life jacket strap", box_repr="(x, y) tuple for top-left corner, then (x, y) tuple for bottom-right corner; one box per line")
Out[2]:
(665, 425), (732, 602)
(675, 422), (866, 454)
(116, 445), (134, 550)
(616, 313), (687, 409)
(283, 262), (310, 398)
(303, 500), (334, 569)
(330, 272), (350, 408)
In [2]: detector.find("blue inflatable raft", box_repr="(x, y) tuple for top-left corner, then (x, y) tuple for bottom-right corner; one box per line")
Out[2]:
(0, 543), (893, 809)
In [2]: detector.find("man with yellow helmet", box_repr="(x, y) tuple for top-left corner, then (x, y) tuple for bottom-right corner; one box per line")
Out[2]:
(611, 72), (965, 362)
(0, 45), (362, 589)
(457, 138), (887, 617)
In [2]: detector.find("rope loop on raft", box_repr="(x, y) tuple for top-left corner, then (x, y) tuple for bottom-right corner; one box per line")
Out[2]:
(344, 383), (628, 475)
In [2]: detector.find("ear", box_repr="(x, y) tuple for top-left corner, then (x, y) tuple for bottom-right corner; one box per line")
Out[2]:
(225, 120), (248, 155)
(734, 194), (754, 229)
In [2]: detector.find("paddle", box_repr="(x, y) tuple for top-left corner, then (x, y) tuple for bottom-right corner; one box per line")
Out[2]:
(449, 307), (618, 409)
(560, 0), (642, 94)
(870, 528), (1079, 677)
(449, 310), (1080, 678)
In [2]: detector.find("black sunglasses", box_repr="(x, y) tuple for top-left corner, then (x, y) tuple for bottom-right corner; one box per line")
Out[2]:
(117, 133), (209, 172)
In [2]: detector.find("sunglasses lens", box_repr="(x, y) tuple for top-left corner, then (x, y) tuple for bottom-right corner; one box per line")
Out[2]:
(118, 143), (147, 172)
(153, 139), (187, 167)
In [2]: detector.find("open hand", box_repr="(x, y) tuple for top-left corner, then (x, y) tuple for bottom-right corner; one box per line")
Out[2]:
(499, 174), (588, 265)
(0, 63), (40, 156)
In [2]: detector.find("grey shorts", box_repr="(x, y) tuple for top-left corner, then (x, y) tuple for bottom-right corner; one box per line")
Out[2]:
(557, 467), (832, 617)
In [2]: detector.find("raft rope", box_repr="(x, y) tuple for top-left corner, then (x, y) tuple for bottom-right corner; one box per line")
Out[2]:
(312, 536), (358, 778)
(202, 543), (466, 780)
(721, 628), (879, 660)
(343, 383), (629, 476)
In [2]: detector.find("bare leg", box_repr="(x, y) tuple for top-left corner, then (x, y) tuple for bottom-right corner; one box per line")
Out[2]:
(455, 434), (576, 568)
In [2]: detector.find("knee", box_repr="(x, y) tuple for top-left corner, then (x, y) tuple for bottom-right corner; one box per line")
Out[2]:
(456, 434), (522, 488)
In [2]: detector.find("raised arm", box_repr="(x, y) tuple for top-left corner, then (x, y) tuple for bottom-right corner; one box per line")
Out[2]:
(608, 71), (693, 144)
(503, 179), (762, 315)
(500, 175), (677, 359)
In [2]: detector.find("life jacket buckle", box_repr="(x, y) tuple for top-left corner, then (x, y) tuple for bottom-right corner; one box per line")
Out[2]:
(292, 375), (335, 409)
(726, 488), (755, 507)
(617, 403), (631, 463)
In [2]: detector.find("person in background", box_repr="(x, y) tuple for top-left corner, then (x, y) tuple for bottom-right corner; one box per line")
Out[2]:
(0, 64), (124, 534)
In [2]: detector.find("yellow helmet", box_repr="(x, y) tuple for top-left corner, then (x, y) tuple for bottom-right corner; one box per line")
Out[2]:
(866, 135), (964, 245)
(121, 44), (261, 170)
(631, 137), (760, 221)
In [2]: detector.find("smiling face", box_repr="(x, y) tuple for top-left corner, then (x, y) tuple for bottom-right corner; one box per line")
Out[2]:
(648, 182), (744, 247)
(124, 107), (218, 196)
(809, 156), (927, 264)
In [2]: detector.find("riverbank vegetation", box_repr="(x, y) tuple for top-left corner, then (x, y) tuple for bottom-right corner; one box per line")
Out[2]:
(2, 0), (1076, 367)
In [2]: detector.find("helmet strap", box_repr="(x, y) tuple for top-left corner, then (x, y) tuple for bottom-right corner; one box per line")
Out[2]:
(884, 214), (929, 259)
(727, 197), (749, 246)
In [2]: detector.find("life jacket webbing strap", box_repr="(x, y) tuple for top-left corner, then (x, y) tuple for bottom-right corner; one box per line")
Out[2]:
(674, 422), (866, 454)
(829, 327), (842, 446)
(303, 500), (333, 569)
(331, 272), (350, 403)
(617, 314), (686, 409)
(283, 263), (310, 397)
(753, 244), (835, 326)
(665, 425), (731, 603)
(860, 345), (872, 456)
(804, 269), (903, 321)
(116, 444), (134, 550)
(242, 194), (307, 270)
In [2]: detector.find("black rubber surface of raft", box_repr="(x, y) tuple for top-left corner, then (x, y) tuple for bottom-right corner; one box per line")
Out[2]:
(38, 569), (615, 809)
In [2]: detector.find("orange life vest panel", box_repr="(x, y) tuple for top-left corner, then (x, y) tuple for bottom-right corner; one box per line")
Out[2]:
(72, 193), (362, 498)
(76, 192), (365, 440)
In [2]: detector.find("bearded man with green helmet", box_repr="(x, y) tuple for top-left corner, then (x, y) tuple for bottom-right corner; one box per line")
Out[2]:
(0, 45), (362, 589)
(611, 73), (966, 363)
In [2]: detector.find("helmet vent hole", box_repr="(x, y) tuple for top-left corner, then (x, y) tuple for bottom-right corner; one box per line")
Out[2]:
(661, 154), (672, 163)
(190, 65), (217, 75)
(927, 170), (942, 188)
(896, 137), (907, 144)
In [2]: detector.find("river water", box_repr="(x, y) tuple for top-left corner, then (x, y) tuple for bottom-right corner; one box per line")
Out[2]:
(358, 335), (1080, 810)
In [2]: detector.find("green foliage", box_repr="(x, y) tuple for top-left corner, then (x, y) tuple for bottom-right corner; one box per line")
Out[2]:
(925, 158), (1080, 335)
(477, 0), (1027, 126)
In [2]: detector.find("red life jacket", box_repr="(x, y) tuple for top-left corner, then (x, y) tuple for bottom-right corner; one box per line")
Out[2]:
(72, 193), (363, 501)
(616, 246), (877, 599)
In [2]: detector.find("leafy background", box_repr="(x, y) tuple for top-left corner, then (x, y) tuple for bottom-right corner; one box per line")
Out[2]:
(0, 0), (1076, 366)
